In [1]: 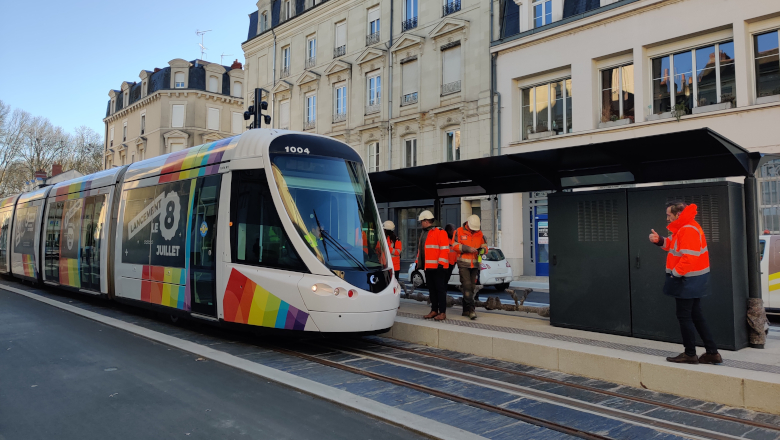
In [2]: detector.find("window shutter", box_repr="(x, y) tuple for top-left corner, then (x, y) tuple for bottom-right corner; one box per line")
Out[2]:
(442, 46), (461, 84)
(234, 82), (243, 97)
(368, 8), (380, 24)
(402, 61), (418, 95)
(209, 76), (219, 92)
(280, 101), (290, 128)
(207, 108), (220, 130)
(336, 22), (346, 47)
(172, 105), (184, 127)
(232, 112), (243, 134)
(174, 72), (185, 86)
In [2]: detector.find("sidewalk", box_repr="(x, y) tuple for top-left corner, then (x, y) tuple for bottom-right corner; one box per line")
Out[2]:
(383, 299), (780, 415)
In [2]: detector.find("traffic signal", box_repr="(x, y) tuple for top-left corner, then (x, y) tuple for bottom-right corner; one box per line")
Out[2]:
(243, 88), (271, 129)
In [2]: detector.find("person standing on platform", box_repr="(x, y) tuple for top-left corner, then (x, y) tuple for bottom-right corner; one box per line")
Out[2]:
(416, 210), (450, 321)
(649, 201), (722, 365)
(383, 220), (402, 280)
(444, 224), (458, 285)
(453, 215), (487, 320)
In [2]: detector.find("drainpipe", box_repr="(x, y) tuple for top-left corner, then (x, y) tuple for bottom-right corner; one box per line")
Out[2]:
(744, 170), (766, 348)
(271, 28), (277, 125)
(387, 0), (394, 168)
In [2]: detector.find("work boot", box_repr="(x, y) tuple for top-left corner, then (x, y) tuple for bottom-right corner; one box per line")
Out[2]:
(666, 353), (699, 364)
(461, 308), (470, 317)
(468, 310), (477, 320)
(434, 313), (447, 321)
(698, 352), (723, 365)
(423, 310), (438, 319)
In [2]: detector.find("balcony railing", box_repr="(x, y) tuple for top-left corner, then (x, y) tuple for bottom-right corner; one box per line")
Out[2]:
(366, 32), (381, 46)
(304, 120), (316, 130)
(443, 0), (461, 16)
(365, 103), (381, 115)
(305, 57), (316, 69)
(401, 17), (417, 32)
(280, 66), (290, 78)
(401, 92), (418, 106)
(334, 45), (346, 58)
(441, 80), (461, 95)
(333, 112), (347, 123)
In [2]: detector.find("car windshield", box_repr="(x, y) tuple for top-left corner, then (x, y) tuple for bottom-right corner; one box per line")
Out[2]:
(483, 248), (505, 261)
(760, 240), (766, 260)
(271, 154), (388, 271)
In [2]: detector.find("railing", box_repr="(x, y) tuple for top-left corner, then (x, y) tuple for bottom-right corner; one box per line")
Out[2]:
(442, 0), (461, 16)
(365, 103), (381, 115)
(401, 17), (417, 32)
(333, 112), (347, 123)
(441, 80), (461, 95)
(366, 32), (381, 46)
(401, 92), (418, 106)
(304, 120), (316, 130)
(333, 45), (346, 58)
(280, 66), (290, 78)
(305, 57), (316, 69)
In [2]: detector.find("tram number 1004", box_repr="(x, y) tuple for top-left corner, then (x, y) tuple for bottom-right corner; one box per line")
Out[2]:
(285, 146), (310, 154)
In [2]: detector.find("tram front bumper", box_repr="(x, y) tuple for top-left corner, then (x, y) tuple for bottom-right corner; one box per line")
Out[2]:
(307, 309), (397, 333)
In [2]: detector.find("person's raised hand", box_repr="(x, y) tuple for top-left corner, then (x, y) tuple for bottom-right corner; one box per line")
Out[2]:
(649, 229), (660, 244)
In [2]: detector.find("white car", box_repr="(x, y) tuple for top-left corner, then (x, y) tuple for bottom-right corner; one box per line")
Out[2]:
(407, 247), (513, 291)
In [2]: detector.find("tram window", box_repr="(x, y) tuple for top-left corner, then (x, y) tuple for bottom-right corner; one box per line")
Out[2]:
(0, 210), (10, 268)
(230, 170), (307, 272)
(80, 195), (106, 290)
(44, 201), (64, 281)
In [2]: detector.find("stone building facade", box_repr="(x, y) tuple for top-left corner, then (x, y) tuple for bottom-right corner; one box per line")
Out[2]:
(103, 59), (246, 168)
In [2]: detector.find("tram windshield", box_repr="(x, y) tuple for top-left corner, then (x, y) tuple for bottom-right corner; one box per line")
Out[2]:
(271, 154), (388, 272)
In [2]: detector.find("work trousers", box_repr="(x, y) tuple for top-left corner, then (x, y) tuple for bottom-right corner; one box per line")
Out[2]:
(459, 266), (480, 312)
(425, 268), (449, 314)
(675, 298), (718, 356)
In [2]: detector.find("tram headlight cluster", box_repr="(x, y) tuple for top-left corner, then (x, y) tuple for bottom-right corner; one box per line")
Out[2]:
(310, 283), (359, 299)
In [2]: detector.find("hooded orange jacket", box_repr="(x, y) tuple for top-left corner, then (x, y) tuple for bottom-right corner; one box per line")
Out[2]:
(655, 204), (711, 298)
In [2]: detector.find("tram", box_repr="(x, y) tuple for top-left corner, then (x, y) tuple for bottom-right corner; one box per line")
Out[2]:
(0, 129), (400, 333)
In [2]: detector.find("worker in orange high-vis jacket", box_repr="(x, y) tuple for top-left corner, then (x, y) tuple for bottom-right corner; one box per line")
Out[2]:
(444, 224), (458, 284)
(415, 210), (450, 321)
(453, 215), (488, 320)
(382, 220), (402, 279)
(649, 201), (721, 365)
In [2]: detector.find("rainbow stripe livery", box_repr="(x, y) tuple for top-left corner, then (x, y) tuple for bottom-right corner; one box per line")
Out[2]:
(223, 269), (309, 330)
(58, 258), (80, 287)
(21, 254), (35, 278)
(158, 136), (238, 183)
(0, 196), (16, 209)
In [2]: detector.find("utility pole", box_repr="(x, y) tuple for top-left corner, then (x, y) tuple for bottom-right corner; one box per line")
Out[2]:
(244, 88), (271, 129)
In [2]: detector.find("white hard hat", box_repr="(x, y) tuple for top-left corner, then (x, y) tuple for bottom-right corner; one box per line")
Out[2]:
(383, 220), (395, 231)
(467, 214), (481, 231)
(418, 210), (435, 222)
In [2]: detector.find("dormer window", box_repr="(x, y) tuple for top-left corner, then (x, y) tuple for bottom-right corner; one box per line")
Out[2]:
(208, 75), (220, 93)
(174, 72), (185, 88)
(233, 81), (243, 98)
(260, 12), (268, 31)
(123, 92), (128, 107)
(142, 81), (147, 97)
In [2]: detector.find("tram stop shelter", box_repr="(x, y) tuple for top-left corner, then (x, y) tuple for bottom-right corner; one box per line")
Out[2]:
(369, 128), (772, 349)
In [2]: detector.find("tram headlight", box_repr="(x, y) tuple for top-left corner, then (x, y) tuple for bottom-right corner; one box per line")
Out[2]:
(312, 283), (334, 296)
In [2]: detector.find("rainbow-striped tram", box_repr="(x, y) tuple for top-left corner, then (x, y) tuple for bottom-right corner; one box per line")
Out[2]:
(0, 130), (400, 333)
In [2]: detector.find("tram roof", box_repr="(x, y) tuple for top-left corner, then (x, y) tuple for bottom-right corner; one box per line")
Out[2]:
(17, 186), (51, 205)
(0, 194), (20, 210)
(49, 167), (126, 196)
(368, 128), (765, 203)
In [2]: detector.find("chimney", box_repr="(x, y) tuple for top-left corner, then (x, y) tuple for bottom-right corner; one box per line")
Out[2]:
(231, 59), (243, 70)
(51, 163), (63, 177)
(153, 67), (161, 72)
(34, 170), (47, 180)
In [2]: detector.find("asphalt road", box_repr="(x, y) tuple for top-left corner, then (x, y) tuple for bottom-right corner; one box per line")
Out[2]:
(0, 289), (425, 440)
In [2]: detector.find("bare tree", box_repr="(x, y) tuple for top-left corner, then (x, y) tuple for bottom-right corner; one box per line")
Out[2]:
(61, 126), (104, 176)
(0, 100), (30, 190)
(16, 115), (71, 181)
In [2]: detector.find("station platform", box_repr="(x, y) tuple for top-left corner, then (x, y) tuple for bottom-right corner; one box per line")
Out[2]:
(383, 299), (780, 415)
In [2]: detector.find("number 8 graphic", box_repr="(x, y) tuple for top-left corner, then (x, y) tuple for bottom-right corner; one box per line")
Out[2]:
(159, 192), (180, 241)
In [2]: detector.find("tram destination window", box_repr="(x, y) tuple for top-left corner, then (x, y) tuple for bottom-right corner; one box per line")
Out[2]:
(230, 169), (307, 272)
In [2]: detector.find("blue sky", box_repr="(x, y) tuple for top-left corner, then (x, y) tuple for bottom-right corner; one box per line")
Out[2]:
(0, 0), (253, 137)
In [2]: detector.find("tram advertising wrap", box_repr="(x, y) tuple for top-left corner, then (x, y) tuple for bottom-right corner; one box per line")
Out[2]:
(60, 199), (83, 260)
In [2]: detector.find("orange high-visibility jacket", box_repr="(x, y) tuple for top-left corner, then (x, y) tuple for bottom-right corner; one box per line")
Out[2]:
(447, 235), (458, 266)
(656, 204), (711, 298)
(415, 227), (450, 269)
(386, 236), (402, 271)
(452, 225), (487, 269)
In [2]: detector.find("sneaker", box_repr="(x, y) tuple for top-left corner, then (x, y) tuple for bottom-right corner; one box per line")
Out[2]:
(698, 352), (723, 365)
(423, 310), (438, 319)
(666, 353), (699, 364)
(468, 311), (477, 320)
(434, 313), (447, 321)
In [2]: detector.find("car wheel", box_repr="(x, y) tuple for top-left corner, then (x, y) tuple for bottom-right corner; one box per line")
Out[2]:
(494, 283), (509, 292)
(411, 271), (425, 288)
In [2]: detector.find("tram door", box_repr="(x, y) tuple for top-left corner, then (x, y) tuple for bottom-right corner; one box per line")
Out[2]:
(190, 175), (221, 316)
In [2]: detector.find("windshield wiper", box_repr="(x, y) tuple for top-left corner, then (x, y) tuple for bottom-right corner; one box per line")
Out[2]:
(320, 229), (369, 271)
(311, 209), (329, 261)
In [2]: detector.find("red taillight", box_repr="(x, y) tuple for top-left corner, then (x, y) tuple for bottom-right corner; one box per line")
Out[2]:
(348, 289), (356, 298)
(505, 261), (511, 267)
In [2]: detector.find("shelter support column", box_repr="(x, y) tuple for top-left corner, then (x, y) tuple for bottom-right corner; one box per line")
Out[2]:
(745, 174), (767, 348)
(632, 45), (647, 123)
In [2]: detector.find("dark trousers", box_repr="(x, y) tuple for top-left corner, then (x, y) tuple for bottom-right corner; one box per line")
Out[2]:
(675, 298), (718, 356)
(459, 266), (480, 312)
(425, 268), (448, 314)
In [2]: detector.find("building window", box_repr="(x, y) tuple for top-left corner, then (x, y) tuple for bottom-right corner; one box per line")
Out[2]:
(405, 138), (417, 167)
(521, 79), (572, 140)
(260, 12), (268, 31)
(207, 107), (220, 131)
(533, 0), (552, 28)
(172, 104), (185, 128)
(174, 72), (185, 88)
(122, 122), (127, 142)
(401, 60), (418, 105)
(445, 130), (460, 162)
(306, 37), (317, 68)
(652, 40), (736, 116)
(305, 95), (317, 129)
(443, 0), (461, 17)
(334, 84), (347, 122)
(367, 7), (380, 45)
(140, 114), (146, 135)
(279, 100), (290, 130)
(366, 73), (381, 114)
(208, 75), (219, 93)
(442, 46), (461, 95)
(232, 112), (244, 134)
(124, 92), (128, 107)
(403, 0), (417, 31)
(755, 30), (780, 100)
(600, 64), (635, 123)
(367, 142), (380, 172)
(233, 81), (243, 98)
(110, 127), (114, 147)
(281, 46), (291, 78)
(334, 22), (347, 57)
(142, 81), (147, 97)
(284, 0), (291, 20)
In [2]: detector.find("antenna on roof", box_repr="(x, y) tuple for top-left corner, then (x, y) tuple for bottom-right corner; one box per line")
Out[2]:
(220, 53), (234, 65)
(196, 29), (212, 60)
